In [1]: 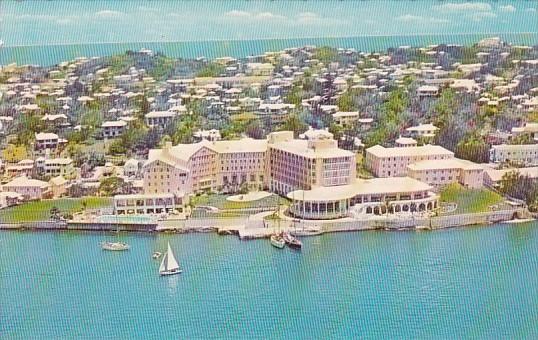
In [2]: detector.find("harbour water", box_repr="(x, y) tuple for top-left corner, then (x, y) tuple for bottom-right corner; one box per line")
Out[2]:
(1, 221), (537, 338)
(2, 33), (538, 67)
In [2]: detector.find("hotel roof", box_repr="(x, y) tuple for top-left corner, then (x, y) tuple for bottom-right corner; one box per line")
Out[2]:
(271, 139), (354, 159)
(148, 138), (268, 165)
(485, 167), (538, 182)
(407, 158), (483, 171)
(366, 144), (454, 158)
(287, 177), (432, 202)
(492, 144), (538, 151)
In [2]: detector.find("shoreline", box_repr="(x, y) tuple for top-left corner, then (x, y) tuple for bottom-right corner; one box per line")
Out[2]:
(1, 208), (533, 239)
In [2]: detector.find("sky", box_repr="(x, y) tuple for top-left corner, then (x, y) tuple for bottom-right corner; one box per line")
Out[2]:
(1, 1), (537, 46)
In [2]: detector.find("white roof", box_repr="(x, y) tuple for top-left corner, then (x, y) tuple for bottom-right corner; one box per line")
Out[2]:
(49, 176), (68, 185)
(417, 85), (439, 92)
(333, 111), (359, 118)
(270, 139), (353, 159)
(395, 137), (417, 145)
(35, 132), (59, 140)
(299, 128), (333, 140)
(44, 158), (73, 165)
(485, 167), (538, 182)
(492, 144), (538, 151)
(287, 177), (432, 202)
(259, 103), (295, 110)
(406, 123), (439, 132)
(408, 158), (483, 171)
(102, 120), (127, 128)
(145, 111), (177, 118)
(114, 193), (178, 200)
(3, 176), (50, 188)
(367, 144), (453, 158)
(41, 114), (68, 121)
(148, 138), (268, 166)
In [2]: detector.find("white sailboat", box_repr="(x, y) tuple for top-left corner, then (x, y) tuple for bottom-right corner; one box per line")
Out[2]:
(159, 242), (182, 276)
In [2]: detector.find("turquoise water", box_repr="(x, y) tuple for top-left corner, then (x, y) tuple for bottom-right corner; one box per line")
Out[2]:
(1, 222), (537, 338)
(2, 33), (538, 67)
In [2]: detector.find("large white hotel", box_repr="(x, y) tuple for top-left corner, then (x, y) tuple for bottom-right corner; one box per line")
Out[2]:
(114, 131), (442, 219)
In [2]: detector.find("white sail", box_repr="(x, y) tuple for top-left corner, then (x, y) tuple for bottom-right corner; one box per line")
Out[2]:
(165, 243), (180, 271)
(159, 252), (167, 272)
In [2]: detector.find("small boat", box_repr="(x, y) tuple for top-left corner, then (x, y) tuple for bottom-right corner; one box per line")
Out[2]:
(283, 232), (302, 249)
(270, 234), (285, 249)
(159, 242), (182, 276)
(152, 251), (162, 259)
(291, 228), (323, 237)
(100, 241), (130, 251)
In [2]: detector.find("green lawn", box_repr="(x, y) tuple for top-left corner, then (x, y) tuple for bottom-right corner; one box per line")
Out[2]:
(0, 197), (113, 223)
(439, 183), (504, 214)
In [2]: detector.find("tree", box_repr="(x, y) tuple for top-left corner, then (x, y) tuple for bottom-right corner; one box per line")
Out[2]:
(65, 142), (85, 166)
(99, 176), (125, 196)
(499, 171), (538, 210)
(313, 46), (338, 63)
(2, 144), (28, 163)
(454, 133), (489, 163)
(328, 123), (344, 141)
(50, 206), (61, 220)
(510, 134), (533, 145)
(285, 86), (303, 106)
(245, 120), (265, 139)
(196, 63), (225, 77)
(280, 114), (308, 137)
(336, 91), (355, 112)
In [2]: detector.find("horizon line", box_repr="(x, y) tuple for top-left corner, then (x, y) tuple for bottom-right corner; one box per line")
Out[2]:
(2, 32), (537, 48)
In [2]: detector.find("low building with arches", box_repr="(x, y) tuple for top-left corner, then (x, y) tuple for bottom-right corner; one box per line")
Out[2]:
(287, 177), (438, 220)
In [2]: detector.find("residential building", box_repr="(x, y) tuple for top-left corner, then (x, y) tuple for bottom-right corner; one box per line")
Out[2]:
(5, 159), (34, 178)
(395, 136), (418, 148)
(365, 144), (454, 177)
(483, 167), (538, 188)
(49, 176), (68, 198)
(405, 123), (439, 139)
(490, 144), (538, 166)
(257, 103), (295, 124)
(407, 158), (484, 189)
(245, 63), (274, 76)
(35, 132), (64, 153)
(101, 120), (127, 138)
(2, 176), (51, 200)
(145, 111), (180, 128)
(332, 111), (359, 128)
(0, 191), (23, 209)
(416, 85), (439, 97)
(193, 129), (222, 142)
(35, 157), (76, 179)
(511, 123), (538, 142)
(124, 159), (140, 177)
